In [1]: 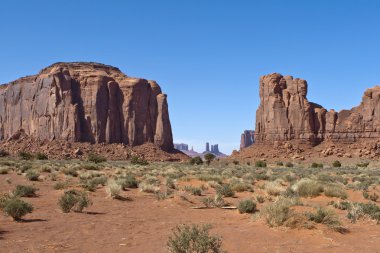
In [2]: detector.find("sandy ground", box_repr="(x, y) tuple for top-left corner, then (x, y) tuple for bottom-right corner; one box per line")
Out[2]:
(1, 172), (380, 253)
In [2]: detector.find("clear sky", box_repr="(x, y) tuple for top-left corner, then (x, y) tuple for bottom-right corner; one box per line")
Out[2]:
(1, 0), (379, 154)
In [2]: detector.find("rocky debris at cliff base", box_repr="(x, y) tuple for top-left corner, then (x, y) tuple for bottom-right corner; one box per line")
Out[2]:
(0, 138), (188, 162)
(230, 140), (380, 163)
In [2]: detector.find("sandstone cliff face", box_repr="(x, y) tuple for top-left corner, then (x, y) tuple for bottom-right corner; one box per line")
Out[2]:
(0, 62), (173, 150)
(255, 73), (380, 145)
(240, 130), (254, 150)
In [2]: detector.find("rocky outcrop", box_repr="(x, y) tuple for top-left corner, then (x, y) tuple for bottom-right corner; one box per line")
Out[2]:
(240, 130), (254, 149)
(0, 62), (173, 150)
(255, 73), (380, 145)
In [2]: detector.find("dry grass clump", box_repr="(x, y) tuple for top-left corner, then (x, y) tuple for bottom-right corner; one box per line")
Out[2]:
(324, 184), (348, 199)
(139, 182), (159, 193)
(106, 180), (122, 199)
(308, 207), (348, 233)
(265, 181), (285, 196)
(58, 189), (91, 213)
(292, 179), (323, 197)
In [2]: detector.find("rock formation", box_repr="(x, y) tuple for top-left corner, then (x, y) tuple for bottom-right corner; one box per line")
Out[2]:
(254, 73), (380, 145)
(174, 143), (189, 151)
(240, 130), (254, 149)
(0, 62), (174, 151)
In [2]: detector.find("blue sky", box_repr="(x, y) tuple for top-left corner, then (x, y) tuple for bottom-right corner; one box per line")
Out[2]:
(1, 0), (379, 154)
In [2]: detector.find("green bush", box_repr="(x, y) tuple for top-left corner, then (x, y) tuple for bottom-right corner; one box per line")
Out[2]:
(25, 170), (40, 181)
(117, 175), (138, 189)
(131, 155), (149, 165)
(36, 152), (48, 160)
(0, 149), (9, 157)
(0, 168), (8, 174)
(357, 162), (369, 168)
(256, 195), (265, 203)
(54, 182), (68, 190)
(62, 167), (78, 177)
(307, 208), (346, 233)
(332, 161), (342, 168)
(285, 162), (293, 168)
(238, 199), (256, 214)
(167, 224), (224, 253)
(58, 190), (91, 213)
(216, 184), (235, 197)
(88, 153), (107, 164)
(12, 185), (38, 197)
(18, 151), (33, 160)
(3, 198), (33, 221)
(190, 156), (203, 165)
(204, 153), (216, 166)
(255, 161), (267, 168)
(311, 162), (323, 168)
(184, 186), (202, 196)
(276, 162), (284, 166)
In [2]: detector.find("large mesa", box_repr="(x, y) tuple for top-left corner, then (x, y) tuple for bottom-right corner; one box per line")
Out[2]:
(0, 62), (174, 151)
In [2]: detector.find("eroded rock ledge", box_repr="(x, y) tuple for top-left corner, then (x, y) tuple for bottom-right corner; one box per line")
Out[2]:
(255, 73), (380, 145)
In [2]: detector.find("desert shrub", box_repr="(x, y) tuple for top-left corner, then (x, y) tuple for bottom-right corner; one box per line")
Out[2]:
(324, 185), (348, 199)
(332, 160), (342, 168)
(3, 198), (33, 221)
(215, 184), (235, 197)
(165, 178), (176, 189)
(83, 176), (107, 191)
(276, 162), (284, 166)
(256, 195), (265, 203)
(265, 181), (284, 196)
(25, 170), (40, 181)
(281, 187), (298, 198)
(363, 191), (379, 202)
(190, 156), (203, 165)
(36, 152), (48, 160)
(106, 180), (122, 199)
(62, 167), (78, 177)
(333, 201), (352, 210)
(233, 160), (239, 165)
(40, 166), (52, 173)
(204, 153), (216, 166)
(307, 207), (346, 233)
(131, 155), (148, 165)
(18, 151), (33, 160)
(184, 186), (202, 196)
(255, 174), (269, 181)
(357, 162), (369, 168)
(54, 182), (68, 190)
(0, 193), (10, 209)
(255, 161), (267, 168)
(155, 189), (173, 201)
(261, 198), (292, 227)
(0, 149), (9, 157)
(167, 224), (225, 253)
(19, 164), (32, 173)
(0, 168), (9, 174)
(80, 164), (99, 171)
(87, 153), (107, 163)
(231, 182), (252, 192)
(284, 212), (314, 229)
(12, 185), (38, 197)
(311, 162), (323, 168)
(285, 162), (293, 168)
(58, 190), (91, 213)
(293, 179), (323, 197)
(238, 199), (256, 214)
(139, 182), (159, 193)
(5, 177), (11, 184)
(117, 175), (139, 189)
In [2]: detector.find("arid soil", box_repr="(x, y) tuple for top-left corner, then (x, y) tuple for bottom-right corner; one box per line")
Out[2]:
(1, 160), (379, 253)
